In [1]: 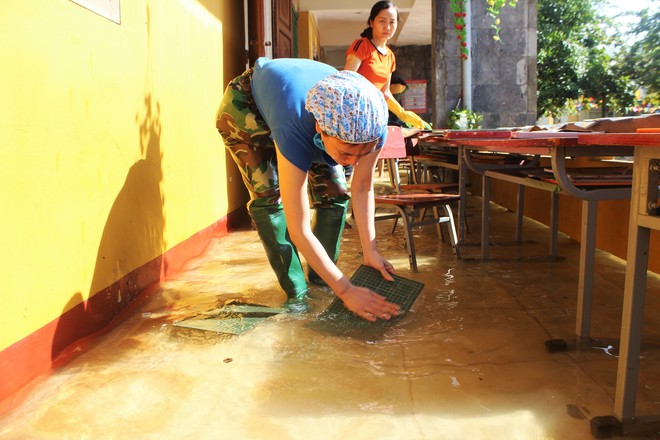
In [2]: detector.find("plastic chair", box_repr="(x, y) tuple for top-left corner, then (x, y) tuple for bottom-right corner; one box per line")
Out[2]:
(375, 126), (461, 271)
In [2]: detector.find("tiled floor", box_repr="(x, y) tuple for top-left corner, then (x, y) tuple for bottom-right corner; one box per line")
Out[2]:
(2, 179), (660, 439)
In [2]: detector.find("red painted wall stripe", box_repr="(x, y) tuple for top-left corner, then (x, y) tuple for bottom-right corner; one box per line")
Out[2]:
(0, 211), (247, 413)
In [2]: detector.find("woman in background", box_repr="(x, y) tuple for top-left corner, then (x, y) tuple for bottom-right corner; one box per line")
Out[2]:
(344, 1), (431, 130)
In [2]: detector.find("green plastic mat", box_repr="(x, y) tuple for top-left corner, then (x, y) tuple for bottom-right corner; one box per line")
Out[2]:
(173, 317), (266, 335)
(173, 303), (287, 335)
(201, 304), (288, 317)
(309, 265), (424, 338)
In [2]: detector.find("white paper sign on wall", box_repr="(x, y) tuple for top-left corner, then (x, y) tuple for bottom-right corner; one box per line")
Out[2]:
(70, 0), (121, 24)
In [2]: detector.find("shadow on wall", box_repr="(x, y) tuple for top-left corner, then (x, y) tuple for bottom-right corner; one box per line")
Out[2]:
(51, 93), (165, 363)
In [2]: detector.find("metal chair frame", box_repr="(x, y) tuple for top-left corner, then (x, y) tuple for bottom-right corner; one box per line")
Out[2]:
(374, 127), (461, 271)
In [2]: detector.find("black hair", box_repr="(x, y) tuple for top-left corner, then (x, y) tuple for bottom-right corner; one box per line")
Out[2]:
(359, 1), (400, 39)
(390, 72), (407, 86)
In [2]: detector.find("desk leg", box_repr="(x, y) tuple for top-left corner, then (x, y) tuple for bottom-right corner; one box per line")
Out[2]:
(615, 223), (649, 420)
(590, 150), (660, 439)
(615, 150), (654, 422)
(550, 192), (559, 257)
(590, 224), (659, 437)
(515, 185), (524, 242)
(576, 199), (597, 338)
(481, 174), (490, 259)
(458, 146), (467, 245)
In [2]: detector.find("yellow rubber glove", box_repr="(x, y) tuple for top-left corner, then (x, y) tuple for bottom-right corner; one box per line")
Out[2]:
(387, 97), (432, 130)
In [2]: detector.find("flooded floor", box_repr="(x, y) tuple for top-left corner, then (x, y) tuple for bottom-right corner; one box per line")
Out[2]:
(2, 178), (660, 439)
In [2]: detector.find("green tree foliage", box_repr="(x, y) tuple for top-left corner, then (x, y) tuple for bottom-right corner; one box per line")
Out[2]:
(537, 0), (638, 118)
(621, 9), (660, 97)
(537, 0), (595, 117)
(579, 47), (635, 118)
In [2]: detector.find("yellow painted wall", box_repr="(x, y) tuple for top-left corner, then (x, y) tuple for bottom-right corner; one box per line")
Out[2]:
(298, 11), (321, 60)
(0, 0), (246, 352)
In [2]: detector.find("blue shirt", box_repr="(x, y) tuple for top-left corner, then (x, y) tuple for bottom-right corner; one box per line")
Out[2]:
(251, 57), (338, 171)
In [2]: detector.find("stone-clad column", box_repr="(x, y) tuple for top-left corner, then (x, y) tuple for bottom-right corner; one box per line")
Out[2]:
(427, 0), (537, 129)
(431, 0), (450, 128)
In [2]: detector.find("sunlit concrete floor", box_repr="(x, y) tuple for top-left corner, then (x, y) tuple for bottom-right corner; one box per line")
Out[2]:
(2, 176), (660, 440)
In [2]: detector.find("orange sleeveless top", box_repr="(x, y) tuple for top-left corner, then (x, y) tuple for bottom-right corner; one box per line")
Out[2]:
(346, 37), (395, 92)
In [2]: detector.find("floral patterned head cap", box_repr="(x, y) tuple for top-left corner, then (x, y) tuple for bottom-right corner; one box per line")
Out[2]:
(305, 70), (388, 148)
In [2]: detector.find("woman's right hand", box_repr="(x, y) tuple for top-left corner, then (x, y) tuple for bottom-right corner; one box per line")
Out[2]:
(337, 284), (400, 322)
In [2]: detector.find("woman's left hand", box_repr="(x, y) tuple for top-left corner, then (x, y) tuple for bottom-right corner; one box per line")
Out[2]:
(363, 251), (396, 282)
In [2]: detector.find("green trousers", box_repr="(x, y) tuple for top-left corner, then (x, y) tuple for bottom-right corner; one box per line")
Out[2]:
(249, 203), (308, 299)
(307, 204), (348, 286)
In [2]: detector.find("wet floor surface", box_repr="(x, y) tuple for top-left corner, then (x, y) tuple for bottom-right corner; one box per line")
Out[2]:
(2, 179), (660, 439)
